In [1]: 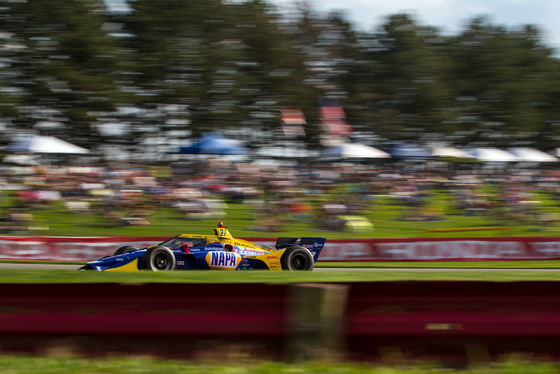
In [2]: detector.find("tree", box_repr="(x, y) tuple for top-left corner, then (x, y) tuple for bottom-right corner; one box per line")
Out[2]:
(345, 14), (455, 142)
(448, 17), (560, 147)
(2, 0), (122, 146)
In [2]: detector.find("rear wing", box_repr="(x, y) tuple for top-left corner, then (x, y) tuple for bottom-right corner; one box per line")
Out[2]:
(275, 237), (327, 263)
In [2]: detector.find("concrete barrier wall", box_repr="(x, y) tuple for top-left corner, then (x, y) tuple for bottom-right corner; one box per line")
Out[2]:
(2, 281), (560, 362)
(0, 283), (289, 336)
(344, 281), (560, 361)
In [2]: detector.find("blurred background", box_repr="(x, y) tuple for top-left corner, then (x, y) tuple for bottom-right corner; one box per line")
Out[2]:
(1, 0), (560, 238)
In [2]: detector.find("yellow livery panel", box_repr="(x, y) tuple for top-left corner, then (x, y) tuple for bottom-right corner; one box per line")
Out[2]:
(105, 258), (140, 272)
(254, 248), (286, 271)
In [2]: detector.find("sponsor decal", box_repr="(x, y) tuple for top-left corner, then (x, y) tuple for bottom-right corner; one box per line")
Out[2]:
(203, 245), (223, 251)
(177, 261), (185, 265)
(206, 251), (240, 269)
(531, 242), (560, 257)
(240, 250), (268, 256)
(375, 241), (526, 260)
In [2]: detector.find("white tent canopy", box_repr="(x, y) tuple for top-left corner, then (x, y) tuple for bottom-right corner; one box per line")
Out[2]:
(431, 146), (475, 159)
(508, 147), (558, 162)
(253, 146), (318, 159)
(468, 147), (519, 162)
(321, 143), (391, 158)
(4, 136), (89, 154)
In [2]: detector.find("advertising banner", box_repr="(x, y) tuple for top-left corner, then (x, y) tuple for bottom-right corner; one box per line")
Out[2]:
(0, 236), (559, 262)
(319, 237), (560, 261)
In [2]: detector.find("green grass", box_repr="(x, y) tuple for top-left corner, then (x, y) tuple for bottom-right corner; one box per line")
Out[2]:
(14, 191), (560, 239)
(4, 258), (560, 283)
(0, 355), (558, 374)
(3, 268), (560, 283)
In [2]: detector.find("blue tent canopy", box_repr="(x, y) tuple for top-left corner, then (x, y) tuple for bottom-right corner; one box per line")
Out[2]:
(177, 134), (249, 155)
(387, 143), (431, 159)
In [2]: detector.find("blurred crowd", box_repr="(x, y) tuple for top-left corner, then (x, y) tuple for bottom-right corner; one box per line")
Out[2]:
(0, 158), (559, 234)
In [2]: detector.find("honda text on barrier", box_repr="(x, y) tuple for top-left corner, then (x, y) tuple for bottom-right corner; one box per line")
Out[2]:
(79, 223), (326, 271)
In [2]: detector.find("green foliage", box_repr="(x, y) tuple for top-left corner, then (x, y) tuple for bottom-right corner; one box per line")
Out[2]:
(2, 0), (122, 139)
(0, 355), (558, 374)
(0, 1), (559, 146)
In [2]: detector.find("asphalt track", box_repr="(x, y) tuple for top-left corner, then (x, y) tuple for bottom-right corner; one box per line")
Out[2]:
(0, 263), (78, 270)
(2, 263), (560, 271)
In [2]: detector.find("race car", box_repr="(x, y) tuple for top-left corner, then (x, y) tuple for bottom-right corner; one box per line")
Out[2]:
(79, 223), (326, 272)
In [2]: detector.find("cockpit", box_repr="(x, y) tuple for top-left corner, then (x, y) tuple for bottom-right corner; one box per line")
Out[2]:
(160, 236), (207, 249)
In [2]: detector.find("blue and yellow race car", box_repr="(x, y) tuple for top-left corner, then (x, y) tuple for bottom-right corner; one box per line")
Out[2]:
(79, 223), (326, 272)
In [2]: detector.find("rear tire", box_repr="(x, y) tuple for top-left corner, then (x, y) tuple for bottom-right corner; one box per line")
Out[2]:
(141, 246), (176, 271)
(114, 246), (139, 256)
(280, 246), (314, 271)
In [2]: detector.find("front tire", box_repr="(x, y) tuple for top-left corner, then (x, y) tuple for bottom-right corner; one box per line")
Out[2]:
(114, 246), (139, 256)
(281, 246), (314, 271)
(141, 246), (176, 271)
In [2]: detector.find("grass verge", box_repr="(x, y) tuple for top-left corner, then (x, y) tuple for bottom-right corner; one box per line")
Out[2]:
(16, 191), (560, 238)
(3, 268), (560, 283)
(0, 355), (558, 374)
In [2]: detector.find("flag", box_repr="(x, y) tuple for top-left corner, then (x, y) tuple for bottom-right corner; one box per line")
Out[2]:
(320, 99), (352, 136)
(281, 109), (306, 137)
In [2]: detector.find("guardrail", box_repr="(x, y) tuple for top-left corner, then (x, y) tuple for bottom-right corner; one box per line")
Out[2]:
(1, 281), (560, 362)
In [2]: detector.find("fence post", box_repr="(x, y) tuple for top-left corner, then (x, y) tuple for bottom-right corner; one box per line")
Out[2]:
(287, 283), (349, 362)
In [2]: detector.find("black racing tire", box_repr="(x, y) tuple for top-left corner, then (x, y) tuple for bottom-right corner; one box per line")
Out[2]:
(280, 245), (314, 271)
(141, 246), (176, 271)
(114, 246), (139, 256)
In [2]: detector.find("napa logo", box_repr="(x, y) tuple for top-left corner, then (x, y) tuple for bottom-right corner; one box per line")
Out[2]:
(206, 251), (241, 270)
